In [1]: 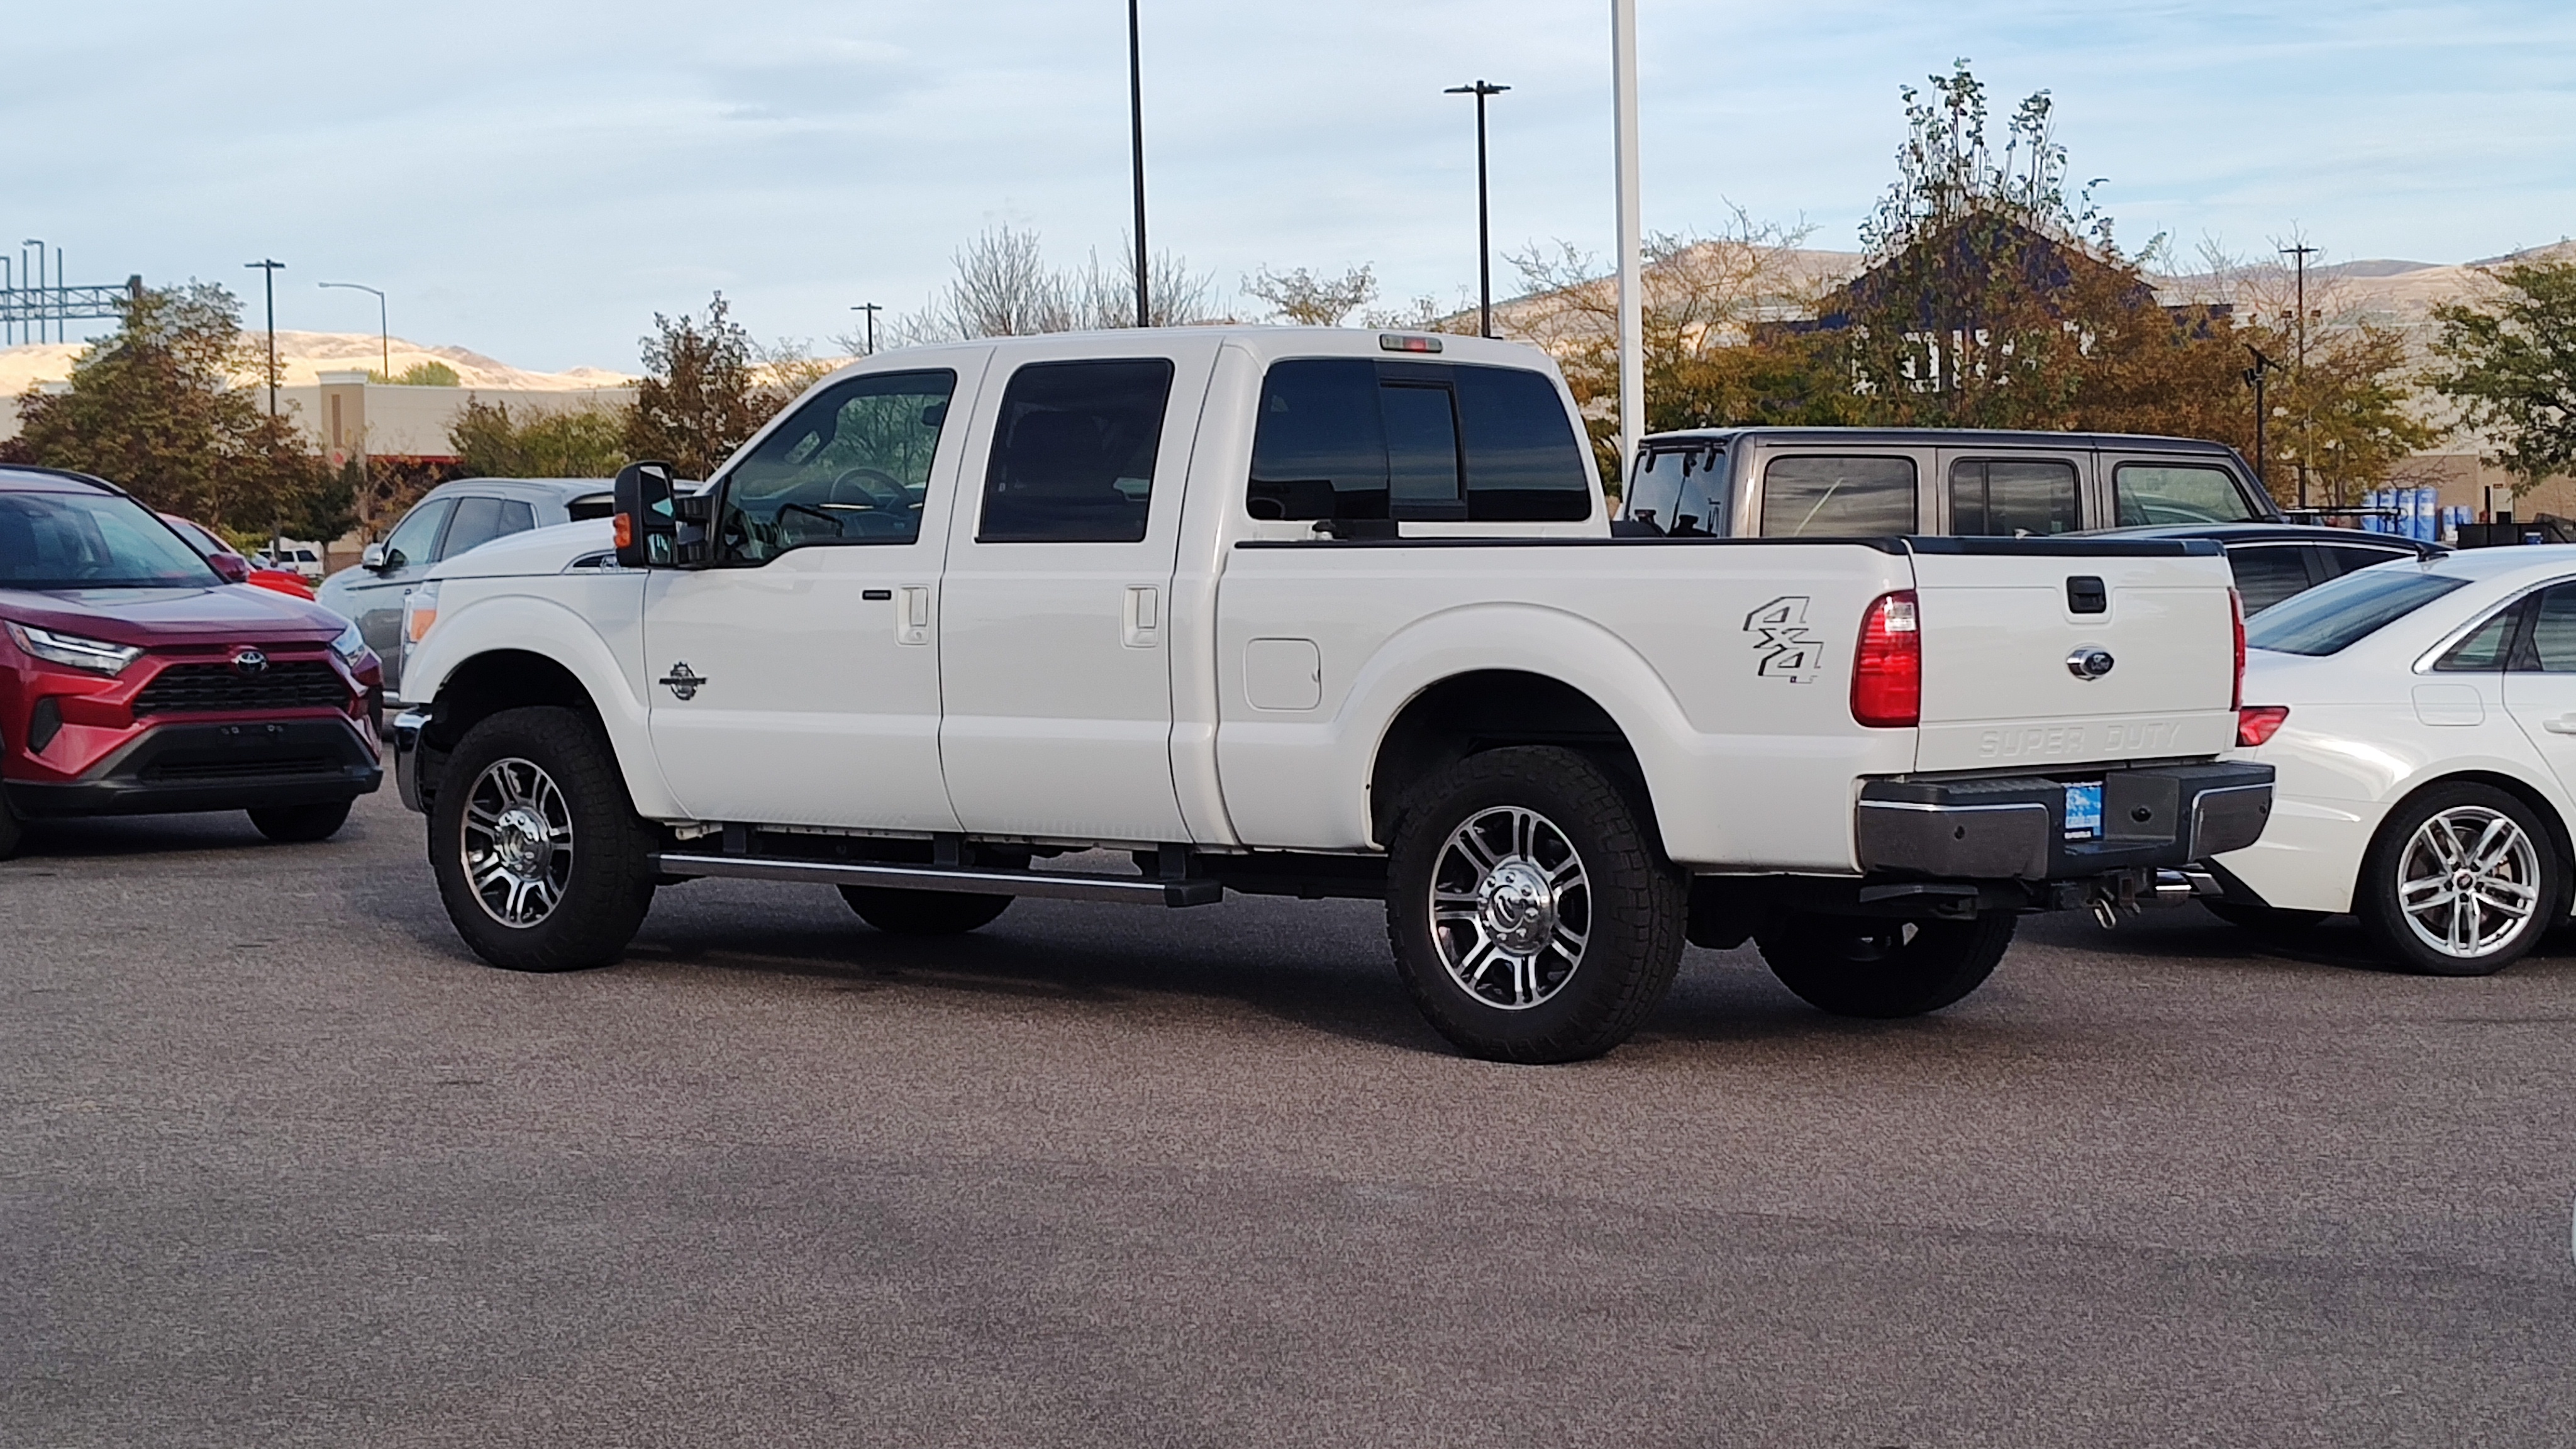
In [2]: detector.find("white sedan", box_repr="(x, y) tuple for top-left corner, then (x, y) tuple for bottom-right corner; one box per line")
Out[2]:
(2211, 545), (2576, 974)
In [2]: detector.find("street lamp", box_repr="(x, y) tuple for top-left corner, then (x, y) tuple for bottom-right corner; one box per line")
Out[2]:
(1127, 0), (1150, 328)
(1445, 80), (1511, 339)
(2241, 343), (2277, 492)
(850, 302), (882, 356)
(245, 259), (285, 416)
(2280, 241), (2319, 511)
(1610, 0), (1645, 479)
(319, 281), (389, 379)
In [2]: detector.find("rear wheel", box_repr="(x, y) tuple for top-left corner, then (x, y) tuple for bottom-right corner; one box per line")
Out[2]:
(839, 887), (1012, 935)
(248, 800), (352, 843)
(1385, 746), (1687, 1065)
(1756, 911), (2016, 1019)
(428, 706), (655, 973)
(2357, 783), (2557, 977)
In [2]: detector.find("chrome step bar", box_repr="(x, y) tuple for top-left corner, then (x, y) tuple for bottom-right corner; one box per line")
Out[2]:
(648, 852), (1224, 908)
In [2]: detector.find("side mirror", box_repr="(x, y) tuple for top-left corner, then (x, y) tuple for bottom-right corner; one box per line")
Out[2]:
(361, 542), (389, 571)
(613, 461), (680, 569)
(209, 551), (252, 584)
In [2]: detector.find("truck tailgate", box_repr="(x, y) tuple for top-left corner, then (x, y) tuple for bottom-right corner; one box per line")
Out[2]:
(1909, 540), (2238, 773)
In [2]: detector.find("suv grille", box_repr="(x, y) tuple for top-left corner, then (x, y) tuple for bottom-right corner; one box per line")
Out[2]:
(132, 661), (348, 716)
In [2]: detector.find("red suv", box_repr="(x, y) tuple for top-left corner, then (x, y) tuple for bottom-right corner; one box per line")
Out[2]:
(0, 467), (383, 858)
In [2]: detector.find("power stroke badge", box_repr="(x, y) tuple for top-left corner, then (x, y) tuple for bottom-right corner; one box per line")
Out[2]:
(1744, 596), (1825, 682)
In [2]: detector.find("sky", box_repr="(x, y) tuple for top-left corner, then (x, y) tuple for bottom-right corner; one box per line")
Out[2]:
(5, 1), (2572, 372)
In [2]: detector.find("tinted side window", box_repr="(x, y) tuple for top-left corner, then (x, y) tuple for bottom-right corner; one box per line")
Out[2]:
(2435, 599), (2524, 671)
(439, 496), (531, 560)
(2526, 586), (2576, 673)
(720, 369), (957, 562)
(982, 360), (1174, 543)
(2226, 545), (2316, 615)
(1628, 448), (1726, 535)
(1949, 458), (2079, 536)
(1455, 365), (1591, 521)
(1248, 359), (1387, 520)
(2115, 464), (2262, 525)
(379, 497), (452, 569)
(1761, 455), (1917, 536)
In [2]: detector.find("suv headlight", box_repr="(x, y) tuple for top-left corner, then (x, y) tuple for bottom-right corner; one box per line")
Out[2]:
(6, 621), (143, 676)
(402, 582), (441, 646)
(330, 619), (369, 665)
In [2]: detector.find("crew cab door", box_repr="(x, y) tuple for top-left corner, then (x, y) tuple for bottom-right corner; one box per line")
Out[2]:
(642, 356), (985, 831)
(936, 337), (1219, 842)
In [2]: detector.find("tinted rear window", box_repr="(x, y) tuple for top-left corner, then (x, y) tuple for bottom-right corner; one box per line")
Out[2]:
(2226, 545), (2314, 615)
(2244, 568), (2468, 656)
(1246, 360), (1590, 523)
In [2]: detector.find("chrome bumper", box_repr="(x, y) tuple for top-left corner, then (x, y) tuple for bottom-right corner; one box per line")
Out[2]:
(392, 707), (431, 814)
(1855, 760), (2275, 880)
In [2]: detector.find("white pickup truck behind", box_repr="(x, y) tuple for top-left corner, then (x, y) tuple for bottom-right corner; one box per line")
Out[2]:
(392, 328), (2271, 1062)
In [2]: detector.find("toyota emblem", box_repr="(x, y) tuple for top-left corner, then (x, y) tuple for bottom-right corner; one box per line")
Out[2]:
(231, 648), (269, 675)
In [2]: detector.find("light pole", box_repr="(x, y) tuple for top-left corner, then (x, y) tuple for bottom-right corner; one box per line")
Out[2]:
(318, 281), (388, 379)
(245, 259), (285, 416)
(850, 303), (882, 356)
(1127, 0), (1150, 329)
(1445, 80), (1511, 339)
(2280, 242), (2318, 511)
(2241, 344), (2277, 494)
(1611, 0), (1645, 480)
(22, 240), (43, 345)
(3, 255), (11, 347)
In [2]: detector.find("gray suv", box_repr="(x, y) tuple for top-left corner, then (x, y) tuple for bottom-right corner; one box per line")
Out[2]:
(318, 477), (613, 692)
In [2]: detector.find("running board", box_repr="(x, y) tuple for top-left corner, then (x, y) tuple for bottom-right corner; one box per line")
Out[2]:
(648, 852), (1224, 908)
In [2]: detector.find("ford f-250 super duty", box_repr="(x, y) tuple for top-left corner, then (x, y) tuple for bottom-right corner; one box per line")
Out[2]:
(389, 328), (2272, 1062)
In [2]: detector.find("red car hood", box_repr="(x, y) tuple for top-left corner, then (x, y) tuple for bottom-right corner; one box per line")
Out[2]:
(0, 584), (349, 647)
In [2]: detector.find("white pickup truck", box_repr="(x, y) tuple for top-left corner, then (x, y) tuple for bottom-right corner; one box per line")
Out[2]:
(391, 328), (2270, 1062)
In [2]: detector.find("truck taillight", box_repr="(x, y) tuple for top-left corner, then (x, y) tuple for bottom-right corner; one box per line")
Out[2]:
(1851, 590), (1920, 728)
(2237, 705), (2290, 748)
(2229, 587), (2246, 711)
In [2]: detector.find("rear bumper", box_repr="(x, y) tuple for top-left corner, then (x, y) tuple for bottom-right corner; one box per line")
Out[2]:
(1857, 760), (2274, 880)
(5, 716), (382, 818)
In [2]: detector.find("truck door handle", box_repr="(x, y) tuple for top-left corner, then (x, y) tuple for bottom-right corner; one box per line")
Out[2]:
(1123, 586), (1160, 648)
(898, 586), (933, 646)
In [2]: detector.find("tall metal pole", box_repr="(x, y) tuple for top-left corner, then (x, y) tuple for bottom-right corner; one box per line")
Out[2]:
(1446, 80), (1511, 339)
(23, 240), (43, 345)
(851, 303), (882, 355)
(53, 247), (62, 345)
(3, 255), (11, 347)
(2281, 242), (2317, 511)
(245, 260), (284, 416)
(1128, 0), (1150, 329)
(320, 282), (388, 377)
(1611, 0), (1645, 482)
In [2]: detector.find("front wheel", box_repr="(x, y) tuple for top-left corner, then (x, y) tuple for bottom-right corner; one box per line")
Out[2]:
(2356, 783), (2558, 977)
(1756, 911), (2015, 1018)
(428, 706), (655, 973)
(1385, 746), (1687, 1065)
(839, 887), (1012, 935)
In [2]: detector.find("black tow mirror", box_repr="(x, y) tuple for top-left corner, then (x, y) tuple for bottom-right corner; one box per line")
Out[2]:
(613, 462), (678, 568)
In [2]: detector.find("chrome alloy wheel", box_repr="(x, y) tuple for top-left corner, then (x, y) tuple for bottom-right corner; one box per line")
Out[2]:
(1428, 805), (1591, 1011)
(461, 757), (575, 929)
(2396, 804), (2541, 961)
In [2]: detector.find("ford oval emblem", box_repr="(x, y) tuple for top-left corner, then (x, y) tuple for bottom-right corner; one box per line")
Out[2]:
(2066, 648), (2115, 680)
(232, 648), (269, 675)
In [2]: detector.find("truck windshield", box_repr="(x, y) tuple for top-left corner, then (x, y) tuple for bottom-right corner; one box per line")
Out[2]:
(1624, 447), (1726, 535)
(2244, 567), (2468, 656)
(0, 491), (221, 590)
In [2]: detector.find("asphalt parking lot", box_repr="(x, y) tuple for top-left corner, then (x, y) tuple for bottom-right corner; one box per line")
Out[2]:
(5, 787), (2573, 1448)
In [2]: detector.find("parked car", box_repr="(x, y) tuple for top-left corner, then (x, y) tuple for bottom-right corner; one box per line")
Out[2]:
(317, 477), (615, 693)
(2211, 545), (2576, 974)
(1620, 427), (2277, 538)
(0, 466), (384, 858)
(390, 329), (2266, 1063)
(2086, 523), (2447, 615)
(159, 514), (318, 600)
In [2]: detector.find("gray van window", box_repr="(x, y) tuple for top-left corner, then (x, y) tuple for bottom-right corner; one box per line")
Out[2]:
(1762, 455), (1918, 536)
(2114, 463), (2263, 525)
(1949, 458), (2079, 536)
(1628, 448), (1726, 535)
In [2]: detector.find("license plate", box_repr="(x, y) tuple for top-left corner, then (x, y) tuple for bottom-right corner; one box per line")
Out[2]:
(2063, 782), (2103, 840)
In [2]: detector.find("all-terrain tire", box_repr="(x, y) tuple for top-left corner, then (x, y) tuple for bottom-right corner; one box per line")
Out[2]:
(1384, 746), (1687, 1064)
(2355, 781), (2560, 977)
(840, 887), (1013, 935)
(248, 800), (353, 843)
(1757, 911), (2016, 1019)
(428, 706), (655, 973)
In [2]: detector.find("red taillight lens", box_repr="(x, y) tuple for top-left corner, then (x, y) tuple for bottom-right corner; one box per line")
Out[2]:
(1852, 590), (1921, 728)
(2237, 705), (2289, 748)
(2229, 587), (2246, 711)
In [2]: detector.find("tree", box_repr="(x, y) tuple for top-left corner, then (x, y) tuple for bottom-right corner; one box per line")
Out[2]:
(1245, 265), (1377, 326)
(374, 360), (460, 387)
(625, 293), (764, 480)
(8, 280), (337, 534)
(451, 397), (630, 478)
(897, 225), (1221, 343)
(2430, 257), (2576, 493)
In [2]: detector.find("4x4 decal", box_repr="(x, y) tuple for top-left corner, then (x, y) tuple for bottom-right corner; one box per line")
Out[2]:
(1744, 596), (1824, 682)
